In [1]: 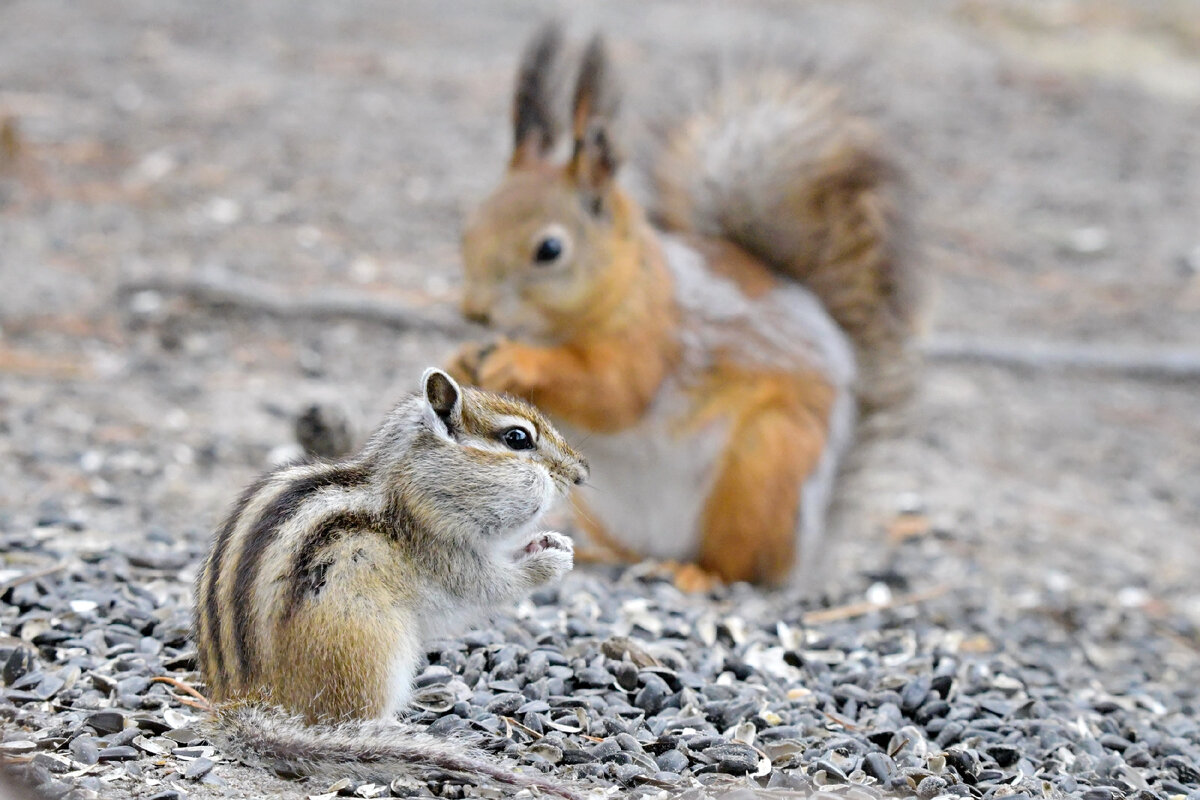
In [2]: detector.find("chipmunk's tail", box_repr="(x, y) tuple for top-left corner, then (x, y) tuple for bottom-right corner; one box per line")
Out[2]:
(645, 72), (921, 410)
(210, 705), (587, 800)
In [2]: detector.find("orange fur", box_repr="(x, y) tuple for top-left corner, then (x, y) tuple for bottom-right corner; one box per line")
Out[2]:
(464, 333), (672, 433)
(689, 368), (834, 585)
(668, 562), (722, 594)
(454, 188), (679, 433)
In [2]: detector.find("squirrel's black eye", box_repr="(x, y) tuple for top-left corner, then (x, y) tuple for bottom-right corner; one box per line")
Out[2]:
(533, 236), (563, 265)
(502, 426), (535, 451)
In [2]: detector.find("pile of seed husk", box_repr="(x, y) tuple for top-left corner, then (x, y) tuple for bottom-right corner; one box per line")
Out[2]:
(1, 524), (1198, 800)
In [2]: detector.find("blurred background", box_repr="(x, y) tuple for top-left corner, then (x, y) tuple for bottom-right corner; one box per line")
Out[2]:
(0, 0), (1197, 626)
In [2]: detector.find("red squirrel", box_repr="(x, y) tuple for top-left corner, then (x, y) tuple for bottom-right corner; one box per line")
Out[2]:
(449, 24), (918, 587)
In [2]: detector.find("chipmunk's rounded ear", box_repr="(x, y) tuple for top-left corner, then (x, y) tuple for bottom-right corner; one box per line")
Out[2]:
(421, 368), (463, 438)
(511, 21), (564, 168)
(568, 34), (621, 210)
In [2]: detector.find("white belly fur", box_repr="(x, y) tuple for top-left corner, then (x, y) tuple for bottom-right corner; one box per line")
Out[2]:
(566, 385), (727, 562)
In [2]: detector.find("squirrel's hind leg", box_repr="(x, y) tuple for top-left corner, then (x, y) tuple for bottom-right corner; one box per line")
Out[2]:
(694, 371), (833, 586)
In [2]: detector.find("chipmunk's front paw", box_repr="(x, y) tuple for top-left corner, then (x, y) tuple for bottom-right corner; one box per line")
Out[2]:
(517, 531), (574, 585)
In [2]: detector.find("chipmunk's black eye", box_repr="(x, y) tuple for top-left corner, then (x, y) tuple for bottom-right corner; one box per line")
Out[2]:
(533, 236), (563, 265)
(502, 426), (535, 451)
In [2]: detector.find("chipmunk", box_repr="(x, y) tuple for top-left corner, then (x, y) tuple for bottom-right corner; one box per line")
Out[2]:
(192, 368), (588, 799)
(449, 24), (918, 587)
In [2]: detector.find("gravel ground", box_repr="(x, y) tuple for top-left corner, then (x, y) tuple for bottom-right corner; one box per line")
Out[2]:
(2, 526), (1199, 799)
(2, 1), (1199, 799)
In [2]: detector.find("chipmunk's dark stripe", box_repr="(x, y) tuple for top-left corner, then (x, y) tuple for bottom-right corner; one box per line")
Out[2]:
(200, 472), (272, 687)
(381, 486), (431, 546)
(281, 508), (380, 624)
(230, 464), (370, 682)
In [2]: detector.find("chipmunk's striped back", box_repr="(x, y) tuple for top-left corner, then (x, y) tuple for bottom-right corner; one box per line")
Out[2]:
(193, 369), (587, 725)
(193, 457), (381, 707)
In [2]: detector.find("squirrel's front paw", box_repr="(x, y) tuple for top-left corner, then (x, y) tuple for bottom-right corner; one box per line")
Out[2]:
(518, 531), (574, 585)
(445, 341), (499, 386)
(474, 343), (539, 397)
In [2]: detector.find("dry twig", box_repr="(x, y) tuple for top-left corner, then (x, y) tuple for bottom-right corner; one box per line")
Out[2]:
(802, 584), (951, 626)
(500, 715), (544, 741)
(0, 565), (66, 596)
(150, 676), (213, 711)
(117, 273), (480, 338)
(0, 347), (90, 379)
(116, 274), (1200, 380)
(922, 335), (1200, 380)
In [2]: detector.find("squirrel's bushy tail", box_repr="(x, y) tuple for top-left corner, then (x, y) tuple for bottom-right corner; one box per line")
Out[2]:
(646, 73), (919, 410)
(209, 705), (586, 800)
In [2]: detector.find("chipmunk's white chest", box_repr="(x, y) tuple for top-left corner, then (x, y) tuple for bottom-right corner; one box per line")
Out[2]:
(565, 386), (726, 562)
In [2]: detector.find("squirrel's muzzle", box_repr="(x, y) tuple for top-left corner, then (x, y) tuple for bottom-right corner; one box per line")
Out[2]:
(463, 306), (491, 325)
(461, 288), (494, 326)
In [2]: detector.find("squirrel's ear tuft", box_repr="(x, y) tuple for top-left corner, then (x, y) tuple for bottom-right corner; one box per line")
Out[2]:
(512, 21), (564, 168)
(568, 34), (621, 206)
(421, 368), (463, 438)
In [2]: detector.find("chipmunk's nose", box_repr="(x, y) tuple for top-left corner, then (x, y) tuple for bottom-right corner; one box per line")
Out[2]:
(571, 458), (589, 486)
